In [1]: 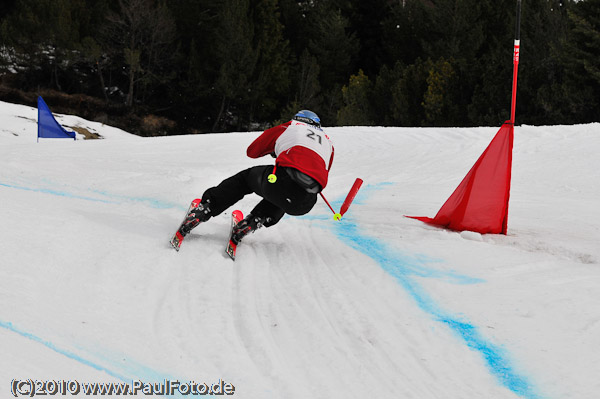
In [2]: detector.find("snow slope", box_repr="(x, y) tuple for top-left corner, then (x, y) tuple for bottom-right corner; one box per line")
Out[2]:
(1, 100), (599, 398)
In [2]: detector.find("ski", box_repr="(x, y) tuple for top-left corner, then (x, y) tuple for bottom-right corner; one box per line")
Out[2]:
(170, 198), (202, 251)
(225, 210), (244, 261)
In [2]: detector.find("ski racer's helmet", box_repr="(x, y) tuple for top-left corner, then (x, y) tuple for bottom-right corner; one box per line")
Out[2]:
(293, 110), (321, 128)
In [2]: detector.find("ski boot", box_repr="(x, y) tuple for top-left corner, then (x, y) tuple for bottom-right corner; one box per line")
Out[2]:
(231, 214), (271, 245)
(171, 199), (213, 251)
(180, 199), (212, 236)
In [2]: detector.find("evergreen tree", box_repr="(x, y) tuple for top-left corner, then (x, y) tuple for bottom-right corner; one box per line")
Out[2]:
(391, 58), (431, 126)
(343, 0), (390, 77)
(307, 2), (358, 123)
(277, 0), (322, 120)
(371, 62), (405, 125)
(0, 0), (90, 91)
(210, 0), (257, 130)
(426, 0), (489, 60)
(559, 0), (600, 122)
(0, 0), (598, 132)
(337, 69), (374, 125)
(281, 49), (321, 122)
(381, 0), (432, 66)
(246, 0), (291, 125)
(209, 0), (291, 130)
(308, 5), (358, 92)
(164, 1), (216, 130)
(422, 57), (460, 126)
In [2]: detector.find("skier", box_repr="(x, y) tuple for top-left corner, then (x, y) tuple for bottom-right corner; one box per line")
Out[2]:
(178, 110), (334, 245)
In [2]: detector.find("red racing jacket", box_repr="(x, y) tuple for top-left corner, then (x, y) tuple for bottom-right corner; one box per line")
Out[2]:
(247, 120), (334, 190)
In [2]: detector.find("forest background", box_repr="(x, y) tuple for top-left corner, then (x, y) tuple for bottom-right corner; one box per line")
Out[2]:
(0, 0), (598, 136)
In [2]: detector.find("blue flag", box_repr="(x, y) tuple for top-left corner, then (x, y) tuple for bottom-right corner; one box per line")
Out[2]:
(37, 96), (76, 141)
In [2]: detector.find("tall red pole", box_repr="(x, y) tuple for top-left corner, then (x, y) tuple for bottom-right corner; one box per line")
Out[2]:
(510, 0), (522, 124)
(503, 0), (522, 234)
(406, 1), (522, 235)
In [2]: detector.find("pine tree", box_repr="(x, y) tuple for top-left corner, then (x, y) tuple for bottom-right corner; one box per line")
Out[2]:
(422, 57), (459, 126)
(246, 0), (291, 125)
(308, 6), (358, 92)
(337, 69), (374, 126)
(0, 0), (89, 91)
(391, 58), (431, 126)
(381, 0), (432, 66)
(560, 0), (600, 122)
(210, 0), (257, 130)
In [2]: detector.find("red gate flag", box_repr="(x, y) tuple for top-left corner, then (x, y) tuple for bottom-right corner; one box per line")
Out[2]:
(407, 0), (521, 235)
(407, 122), (514, 234)
(37, 96), (76, 142)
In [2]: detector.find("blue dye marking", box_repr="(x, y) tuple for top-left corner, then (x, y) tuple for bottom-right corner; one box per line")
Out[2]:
(335, 220), (483, 285)
(0, 319), (196, 398)
(316, 182), (541, 399)
(0, 180), (184, 210)
(89, 189), (184, 210)
(0, 319), (129, 381)
(0, 181), (117, 204)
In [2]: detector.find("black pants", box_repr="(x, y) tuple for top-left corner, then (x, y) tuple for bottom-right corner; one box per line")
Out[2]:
(201, 165), (317, 227)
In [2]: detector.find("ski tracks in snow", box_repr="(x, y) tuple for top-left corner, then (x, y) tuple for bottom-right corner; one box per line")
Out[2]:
(224, 223), (412, 398)
(209, 215), (522, 398)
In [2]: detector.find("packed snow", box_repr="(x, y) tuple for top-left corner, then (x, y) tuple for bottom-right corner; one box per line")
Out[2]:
(1, 99), (599, 399)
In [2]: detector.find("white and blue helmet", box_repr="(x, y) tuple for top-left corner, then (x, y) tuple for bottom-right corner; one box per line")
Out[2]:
(293, 110), (321, 128)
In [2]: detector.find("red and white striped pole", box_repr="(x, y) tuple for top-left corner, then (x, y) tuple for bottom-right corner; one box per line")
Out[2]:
(503, 0), (522, 234)
(510, 0), (522, 124)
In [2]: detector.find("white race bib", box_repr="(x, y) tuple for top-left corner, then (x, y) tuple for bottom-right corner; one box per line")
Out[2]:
(274, 122), (333, 168)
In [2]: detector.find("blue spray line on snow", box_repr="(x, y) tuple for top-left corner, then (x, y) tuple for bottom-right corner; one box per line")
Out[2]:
(0, 319), (129, 380)
(0, 319), (202, 398)
(0, 181), (118, 204)
(314, 182), (541, 399)
(88, 188), (184, 210)
(0, 180), (184, 210)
